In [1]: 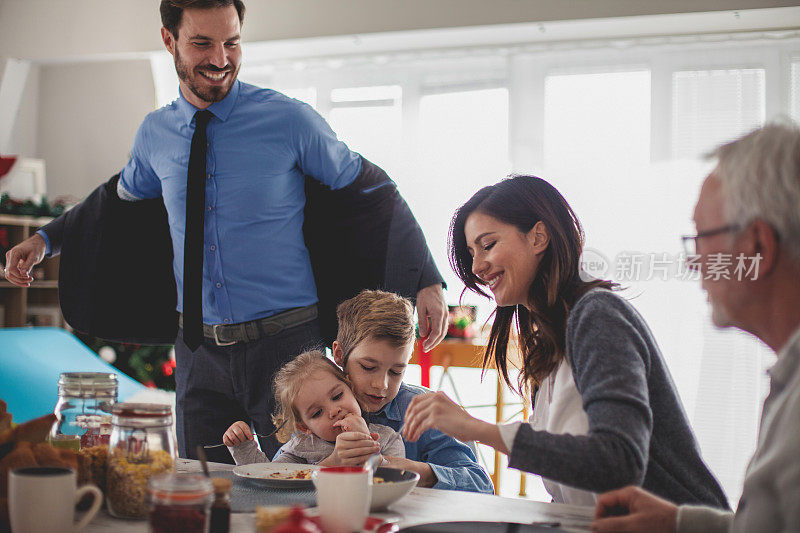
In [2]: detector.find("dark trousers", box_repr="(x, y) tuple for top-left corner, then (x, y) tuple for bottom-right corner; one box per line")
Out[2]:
(174, 319), (323, 463)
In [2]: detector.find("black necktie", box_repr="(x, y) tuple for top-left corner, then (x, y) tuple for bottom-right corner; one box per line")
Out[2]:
(183, 110), (213, 351)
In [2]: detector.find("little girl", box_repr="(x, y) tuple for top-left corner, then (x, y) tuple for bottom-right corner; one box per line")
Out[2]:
(224, 350), (404, 464)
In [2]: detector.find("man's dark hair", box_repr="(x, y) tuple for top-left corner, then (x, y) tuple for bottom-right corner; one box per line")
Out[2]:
(160, 0), (245, 37)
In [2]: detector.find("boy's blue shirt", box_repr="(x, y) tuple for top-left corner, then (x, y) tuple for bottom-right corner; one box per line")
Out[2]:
(273, 382), (493, 493)
(364, 383), (494, 494)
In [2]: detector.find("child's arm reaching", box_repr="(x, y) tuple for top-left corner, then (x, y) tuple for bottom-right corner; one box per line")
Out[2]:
(223, 421), (269, 465)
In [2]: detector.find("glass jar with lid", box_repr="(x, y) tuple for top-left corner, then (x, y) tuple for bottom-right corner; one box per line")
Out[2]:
(107, 403), (177, 519)
(148, 474), (213, 533)
(50, 372), (118, 452)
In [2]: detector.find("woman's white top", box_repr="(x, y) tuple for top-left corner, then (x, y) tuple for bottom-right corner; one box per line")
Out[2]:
(498, 358), (596, 505)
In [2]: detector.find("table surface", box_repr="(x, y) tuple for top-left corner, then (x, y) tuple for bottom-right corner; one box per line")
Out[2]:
(85, 459), (594, 532)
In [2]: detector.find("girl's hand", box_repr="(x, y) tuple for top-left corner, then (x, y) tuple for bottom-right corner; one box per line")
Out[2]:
(402, 391), (506, 452)
(328, 431), (380, 466)
(382, 456), (437, 488)
(333, 413), (370, 435)
(222, 421), (253, 447)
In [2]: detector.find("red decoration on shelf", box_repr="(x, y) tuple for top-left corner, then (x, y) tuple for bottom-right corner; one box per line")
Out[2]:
(0, 156), (17, 178)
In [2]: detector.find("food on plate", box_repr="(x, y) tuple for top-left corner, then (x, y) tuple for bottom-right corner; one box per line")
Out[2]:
(266, 468), (313, 480)
(255, 505), (292, 532)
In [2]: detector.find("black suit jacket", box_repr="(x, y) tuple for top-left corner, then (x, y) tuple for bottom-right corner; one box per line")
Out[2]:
(42, 156), (442, 346)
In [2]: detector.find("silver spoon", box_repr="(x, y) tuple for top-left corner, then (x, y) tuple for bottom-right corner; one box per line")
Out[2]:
(365, 452), (382, 475)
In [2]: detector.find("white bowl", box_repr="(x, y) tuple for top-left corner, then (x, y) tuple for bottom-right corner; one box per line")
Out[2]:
(370, 466), (419, 511)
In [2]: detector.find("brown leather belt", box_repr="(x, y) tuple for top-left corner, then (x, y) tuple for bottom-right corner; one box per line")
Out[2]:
(179, 304), (318, 346)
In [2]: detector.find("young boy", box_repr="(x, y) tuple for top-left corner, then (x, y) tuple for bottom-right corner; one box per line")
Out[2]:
(327, 289), (493, 493)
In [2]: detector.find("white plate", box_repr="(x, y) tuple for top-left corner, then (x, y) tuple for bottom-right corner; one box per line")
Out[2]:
(232, 463), (319, 488)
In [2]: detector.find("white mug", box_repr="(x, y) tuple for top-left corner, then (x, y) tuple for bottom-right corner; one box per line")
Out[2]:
(312, 466), (371, 533)
(9, 466), (103, 533)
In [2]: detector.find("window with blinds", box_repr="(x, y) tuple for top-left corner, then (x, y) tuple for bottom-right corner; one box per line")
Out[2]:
(671, 69), (766, 159)
(328, 86), (403, 177)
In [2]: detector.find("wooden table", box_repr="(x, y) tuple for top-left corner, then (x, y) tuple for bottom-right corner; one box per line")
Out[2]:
(84, 459), (593, 532)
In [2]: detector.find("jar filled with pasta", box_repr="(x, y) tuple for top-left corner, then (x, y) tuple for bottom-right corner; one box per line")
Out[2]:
(107, 403), (176, 519)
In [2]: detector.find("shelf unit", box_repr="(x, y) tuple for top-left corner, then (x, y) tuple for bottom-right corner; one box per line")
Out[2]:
(0, 214), (65, 328)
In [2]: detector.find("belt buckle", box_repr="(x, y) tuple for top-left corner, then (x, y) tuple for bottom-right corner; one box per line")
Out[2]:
(212, 324), (236, 346)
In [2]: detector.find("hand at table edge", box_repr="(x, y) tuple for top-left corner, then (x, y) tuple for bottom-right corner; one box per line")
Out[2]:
(382, 455), (437, 488)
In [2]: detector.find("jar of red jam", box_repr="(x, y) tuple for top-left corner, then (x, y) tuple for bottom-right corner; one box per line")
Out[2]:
(147, 474), (213, 533)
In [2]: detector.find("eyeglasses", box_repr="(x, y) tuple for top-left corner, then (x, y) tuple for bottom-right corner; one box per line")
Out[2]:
(681, 224), (742, 257)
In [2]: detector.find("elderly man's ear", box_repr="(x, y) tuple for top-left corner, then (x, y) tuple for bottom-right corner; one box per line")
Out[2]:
(745, 219), (781, 276)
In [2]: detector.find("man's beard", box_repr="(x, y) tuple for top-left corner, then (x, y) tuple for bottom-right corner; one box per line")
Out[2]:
(174, 48), (238, 104)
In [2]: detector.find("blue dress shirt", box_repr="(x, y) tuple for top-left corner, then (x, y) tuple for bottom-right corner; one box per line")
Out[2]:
(366, 383), (494, 494)
(114, 81), (361, 324)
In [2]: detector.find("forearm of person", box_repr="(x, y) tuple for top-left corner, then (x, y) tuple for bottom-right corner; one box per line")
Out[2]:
(38, 173), (139, 258)
(38, 215), (66, 257)
(676, 505), (733, 533)
(508, 421), (647, 492)
(417, 252), (446, 293)
(428, 461), (495, 494)
(227, 439), (268, 465)
(400, 459), (437, 488)
(272, 451), (308, 464)
(469, 419), (509, 454)
(416, 429), (494, 494)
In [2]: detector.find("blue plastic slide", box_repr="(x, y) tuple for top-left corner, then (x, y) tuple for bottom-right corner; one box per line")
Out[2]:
(0, 327), (145, 423)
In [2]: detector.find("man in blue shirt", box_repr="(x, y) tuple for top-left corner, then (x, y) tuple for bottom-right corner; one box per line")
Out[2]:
(4, 0), (447, 463)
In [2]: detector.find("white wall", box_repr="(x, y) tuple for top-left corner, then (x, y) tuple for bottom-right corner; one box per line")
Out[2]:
(0, 0), (798, 198)
(37, 60), (155, 198)
(6, 64), (39, 158)
(1, 0), (798, 61)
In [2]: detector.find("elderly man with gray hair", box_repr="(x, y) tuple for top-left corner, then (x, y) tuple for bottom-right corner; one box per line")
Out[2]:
(592, 120), (800, 533)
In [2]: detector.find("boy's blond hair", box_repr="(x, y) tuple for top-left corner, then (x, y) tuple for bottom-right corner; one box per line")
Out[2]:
(271, 350), (349, 443)
(335, 290), (415, 367)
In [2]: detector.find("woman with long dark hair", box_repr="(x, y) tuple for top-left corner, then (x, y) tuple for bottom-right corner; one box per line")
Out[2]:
(402, 176), (728, 508)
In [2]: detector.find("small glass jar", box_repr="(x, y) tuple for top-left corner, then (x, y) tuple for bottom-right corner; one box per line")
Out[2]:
(210, 478), (232, 533)
(107, 403), (177, 519)
(50, 372), (118, 451)
(148, 474), (213, 533)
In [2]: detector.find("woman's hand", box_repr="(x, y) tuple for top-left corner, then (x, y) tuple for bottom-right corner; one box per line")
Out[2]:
(222, 421), (253, 447)
(402, 391), (502, 447)
(322, 431), (380, 466)
(333, 413), (370, 435)
(382, 455), (437, 488)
